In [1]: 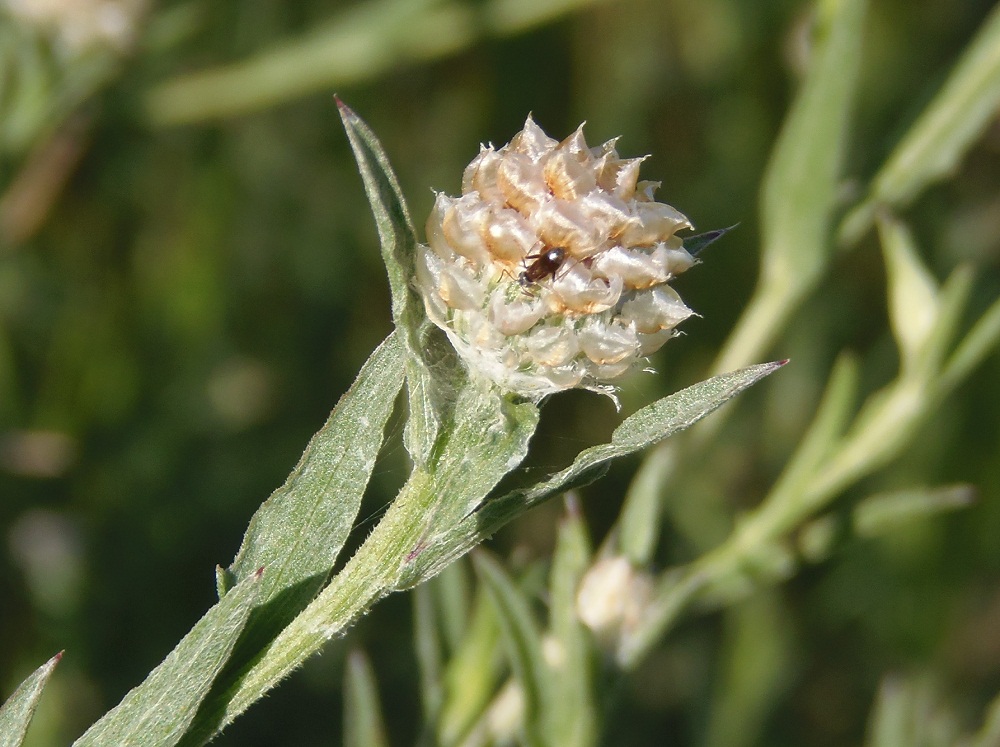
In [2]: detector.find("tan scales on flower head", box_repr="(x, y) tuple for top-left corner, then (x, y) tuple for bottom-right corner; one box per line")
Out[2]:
(417, 116), (698, 399)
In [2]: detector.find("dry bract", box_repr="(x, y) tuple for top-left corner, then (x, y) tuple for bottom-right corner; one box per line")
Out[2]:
(418, 117), (698, 398)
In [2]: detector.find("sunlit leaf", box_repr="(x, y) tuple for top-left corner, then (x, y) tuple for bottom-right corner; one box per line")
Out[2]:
(0, 652), (61, 747)
(73, 570), (262, 747)
(220, 332), (405, 641)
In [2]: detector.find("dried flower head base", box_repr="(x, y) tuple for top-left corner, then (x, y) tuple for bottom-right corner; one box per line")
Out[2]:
(417, 116), (699, 400)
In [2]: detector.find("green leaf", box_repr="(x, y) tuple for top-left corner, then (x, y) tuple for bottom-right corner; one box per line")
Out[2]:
(939, 293), (1000, 397)
(702, 592), (793, 747)
(437, 585), (505, 747)
(409, 361), (787, 584)
(397, 383), (540, 576)
(343, 650), (389, 747)
(763, 353), (859, 521)
(617, 445), (677, 566)
(433, 559), (472, 655)
(73, 570), (262, 747)
(473, 551), (550, 747)
(0, 652), (61, 747)
(714, 0), (867, 375)
(144, 0), (611, 126)
(878, 214), (941, 375)
(840, 3), (1000, 245)
(863, 676), (960, 747)
(220, 332), (404, 631)
(546, 499), (596, 747)
(193, 382), (538, 737)
(413, 584), (444, 725)
(852, 484), (975, 538)
(338, 99), (462, 466)
(759, 0), (866, 281)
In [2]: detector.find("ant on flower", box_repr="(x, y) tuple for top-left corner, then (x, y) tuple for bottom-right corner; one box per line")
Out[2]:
(518, 246), (567, 289)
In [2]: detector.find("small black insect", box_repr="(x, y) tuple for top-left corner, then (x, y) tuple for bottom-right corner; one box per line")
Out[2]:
(518, 247), (567, 288)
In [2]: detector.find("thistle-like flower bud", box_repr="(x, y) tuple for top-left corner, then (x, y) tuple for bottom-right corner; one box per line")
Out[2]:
(417, 117), (697, 398)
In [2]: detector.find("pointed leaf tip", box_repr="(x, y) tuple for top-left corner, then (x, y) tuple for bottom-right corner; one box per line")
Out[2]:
(686, 223), (739, 257)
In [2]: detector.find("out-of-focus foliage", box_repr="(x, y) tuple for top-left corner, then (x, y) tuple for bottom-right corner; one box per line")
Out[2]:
(2, 0), (999, 745)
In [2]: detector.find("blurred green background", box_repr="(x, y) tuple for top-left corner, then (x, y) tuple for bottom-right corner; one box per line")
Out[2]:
(2, 0), (999, 744)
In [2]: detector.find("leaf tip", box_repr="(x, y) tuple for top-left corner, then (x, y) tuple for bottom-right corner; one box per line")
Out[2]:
(336, 97), (359, 126)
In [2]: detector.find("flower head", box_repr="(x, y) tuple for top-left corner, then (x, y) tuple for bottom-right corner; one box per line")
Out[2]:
(417, 117), (697, 399)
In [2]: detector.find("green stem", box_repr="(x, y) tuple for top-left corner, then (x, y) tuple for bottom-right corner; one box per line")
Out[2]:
(204, 468), (440, 736)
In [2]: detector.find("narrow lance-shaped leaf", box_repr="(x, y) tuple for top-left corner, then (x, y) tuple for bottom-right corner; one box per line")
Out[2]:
(474, 551), (550, 747)
(685, 224), (738, 258)
(408, 360), (787, 584)
(220, 331), (405, 638)
(840, 3), (1000, 245)
(0, 652), (61, 747)
(339, 99), (461, 466)
(713, 0), (866, 376)
(73, 570), (263, 747)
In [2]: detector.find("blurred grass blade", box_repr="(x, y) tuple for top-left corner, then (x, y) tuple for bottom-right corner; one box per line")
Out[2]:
(862, 676), (960, 747)
(221, 332), (404, 630)
(764, 353), (859, 514)
(433, 560), (472, 654)
(408, 360), (787, 584)
(438, 586), (504, 746)
(73, 570), (263, 747)
(547, 499), (595, 747)
(939, 294), (1000, 397)
(343, 650), (389, 747)
(339, 100), (461, 466)
(0, 652), (61, 747)
(713, 0), (867, 375)
(971, 689), (1000, 747)
(617, 444), (677, 566)
(145, 0), (611, 126)
(865, 677), (911, 747)
(473, 551), (549, 747)
(852, 484), (975, 538)
(840, 3), (1000, 245)
(413, 584), (444, 725)
(702, 592), (793, 747)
